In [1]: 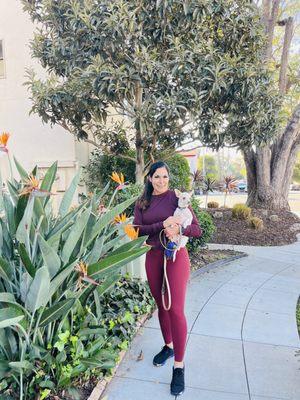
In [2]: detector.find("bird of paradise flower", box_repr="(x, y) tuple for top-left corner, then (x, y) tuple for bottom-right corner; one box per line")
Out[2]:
(114, 213), (128, 224)
(0, 132), (14, 179)
(19, 174), (55, 197)
(0, 132), (9, 154)
(124, 224), (139, 240)
(114, 213), (139, 239)
(75, 261), (99, 290)
(110, 172), (127, 190)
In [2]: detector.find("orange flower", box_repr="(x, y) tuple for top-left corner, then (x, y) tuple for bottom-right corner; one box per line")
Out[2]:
(0, 132), (9, 146)
(124, 224), (139, 240)
(19, 174), (54, 197)
(110, 172), (126, 189)
(114, 213), (127, 224)
(0, 132), (10, 153)
(111, 172), (124, 185)
(19, 175), (40, 196)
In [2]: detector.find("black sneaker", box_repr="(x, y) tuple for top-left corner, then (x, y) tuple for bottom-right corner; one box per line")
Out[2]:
(153, 345), (174, 366)
(170, 366), (185, 396)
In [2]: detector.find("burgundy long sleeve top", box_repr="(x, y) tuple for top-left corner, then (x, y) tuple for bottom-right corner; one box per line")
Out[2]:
(133, 190), (202, 250)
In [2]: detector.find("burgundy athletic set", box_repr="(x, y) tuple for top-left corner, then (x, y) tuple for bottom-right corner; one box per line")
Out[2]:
(133, 189), (202, 362)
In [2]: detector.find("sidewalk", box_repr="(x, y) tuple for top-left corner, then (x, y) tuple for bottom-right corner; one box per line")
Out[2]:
(101, 237), (300, 400)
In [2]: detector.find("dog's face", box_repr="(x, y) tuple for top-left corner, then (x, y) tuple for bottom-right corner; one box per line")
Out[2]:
(175, 189), (192, 208)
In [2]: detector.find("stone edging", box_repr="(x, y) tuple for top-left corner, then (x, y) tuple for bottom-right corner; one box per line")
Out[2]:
(87, 252), (247, 400)
(190, 253), (247, 280)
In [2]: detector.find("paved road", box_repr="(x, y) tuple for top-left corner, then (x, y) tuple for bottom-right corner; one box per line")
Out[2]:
(102, 238), (300, 400)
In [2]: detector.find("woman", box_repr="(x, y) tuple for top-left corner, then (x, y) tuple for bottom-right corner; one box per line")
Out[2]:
(133, 160), (202, 396)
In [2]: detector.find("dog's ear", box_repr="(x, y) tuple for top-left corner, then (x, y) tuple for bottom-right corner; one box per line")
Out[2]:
(174, 189), (181, 198)
(188, 190), (193, 196)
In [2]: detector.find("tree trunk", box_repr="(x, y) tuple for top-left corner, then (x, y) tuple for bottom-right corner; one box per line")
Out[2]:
(135, 82), (145, 184)
(243, 104), (300, 210)
(243, 4), (299, 211)
(135, 145), (145, 184)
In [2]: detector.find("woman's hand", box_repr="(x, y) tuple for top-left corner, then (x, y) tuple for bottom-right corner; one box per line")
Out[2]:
(163, 216), (183, 228)
(164, 224), (180, 240)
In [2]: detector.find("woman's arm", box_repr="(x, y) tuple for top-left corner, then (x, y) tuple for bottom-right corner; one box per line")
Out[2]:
(133, 204), (164, 235)
(182, 206), (202, 238)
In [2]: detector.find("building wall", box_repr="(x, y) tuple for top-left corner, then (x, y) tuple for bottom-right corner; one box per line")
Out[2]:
(0, 0), (87, 200)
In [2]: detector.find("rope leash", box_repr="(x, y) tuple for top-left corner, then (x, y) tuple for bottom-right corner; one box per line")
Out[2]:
(159, 226), (182, 311)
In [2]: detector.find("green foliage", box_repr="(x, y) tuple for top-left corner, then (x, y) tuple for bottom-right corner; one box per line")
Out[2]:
(110, 183), (144, 217)
(197, 155), (218, 180)
(23, 0), (279, 178)
(84, 150), (136, 191)
(0, 160), (149, 399)
(84, 151), (191, 194)
(249, 216), (264, 230)
(167, 153), (191, 191)
(99, 276), (155, 349)
(232, 203), (252, 220)
(227, 156), (247, 180)
(187, 197), (216, 253)
(207, 201), (219, 209)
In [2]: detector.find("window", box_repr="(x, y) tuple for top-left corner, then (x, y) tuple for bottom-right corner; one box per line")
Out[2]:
(0, 40), (5, 78)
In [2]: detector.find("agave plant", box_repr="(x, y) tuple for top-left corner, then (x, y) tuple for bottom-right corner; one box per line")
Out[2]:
(223, 175), (238, 207)
(202, 175), (217, 208)
(190, 170), (203, 194)
(0, 161), (148, 399)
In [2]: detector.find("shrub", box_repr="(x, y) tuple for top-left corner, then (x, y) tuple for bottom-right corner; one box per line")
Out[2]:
(84, 149), (136, 191)
(232, 203), (251, 220)
(187, 197), (216, 253)
(84, 151), (191, 192)
(167, 153), (191, 191)
(207, 201), (219, 208)
(249, 216), (264, 230)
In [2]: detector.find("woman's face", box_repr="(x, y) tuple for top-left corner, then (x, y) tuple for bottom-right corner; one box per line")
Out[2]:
(149, 167), (170, 195)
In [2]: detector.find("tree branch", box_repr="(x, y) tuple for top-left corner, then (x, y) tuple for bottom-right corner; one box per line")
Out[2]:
(272, 103), (300, 188)
(265, 0), (280, 61)
(262, 0), (271, 29)
(278, 17), (294, 94)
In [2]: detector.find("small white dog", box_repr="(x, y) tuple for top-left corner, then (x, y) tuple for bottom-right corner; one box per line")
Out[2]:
(172, 189), (193, 260)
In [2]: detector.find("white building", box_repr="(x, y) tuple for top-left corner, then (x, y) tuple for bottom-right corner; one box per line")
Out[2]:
(0, 0), (89, 198)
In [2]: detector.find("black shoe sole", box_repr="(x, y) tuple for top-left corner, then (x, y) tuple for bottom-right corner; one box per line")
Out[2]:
(153, 353), (174, 367)
(170, 388), (184, 396)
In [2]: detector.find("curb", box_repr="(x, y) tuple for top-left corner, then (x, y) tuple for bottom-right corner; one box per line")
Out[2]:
(87, 252), (247, 400)
(190, 252), (247, 280)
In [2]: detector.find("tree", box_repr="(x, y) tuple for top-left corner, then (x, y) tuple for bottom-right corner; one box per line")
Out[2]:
(23, 0), (278, 183)
(197, 154), (218, 180)
(242, 0), (300, 210)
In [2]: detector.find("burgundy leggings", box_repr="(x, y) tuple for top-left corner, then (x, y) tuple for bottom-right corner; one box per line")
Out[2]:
(145, 247), (190, 362)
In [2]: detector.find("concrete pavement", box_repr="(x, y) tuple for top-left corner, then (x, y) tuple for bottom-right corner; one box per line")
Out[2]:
(101, 237), (300, 400)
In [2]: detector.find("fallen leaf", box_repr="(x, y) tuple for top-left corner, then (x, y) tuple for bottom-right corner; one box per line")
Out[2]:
(136, 350), (144, 361)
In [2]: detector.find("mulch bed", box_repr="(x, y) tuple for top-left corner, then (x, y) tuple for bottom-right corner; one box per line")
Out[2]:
(206, 208), (300, 246)
(190, 248), (243, 271)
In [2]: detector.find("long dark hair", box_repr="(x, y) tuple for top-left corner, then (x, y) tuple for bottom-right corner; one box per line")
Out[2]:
(137, 161), (170, 210)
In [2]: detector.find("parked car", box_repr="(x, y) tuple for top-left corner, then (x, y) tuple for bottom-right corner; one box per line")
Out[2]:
(290, 183), (300, 191)
(237, 181), (247, 192)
